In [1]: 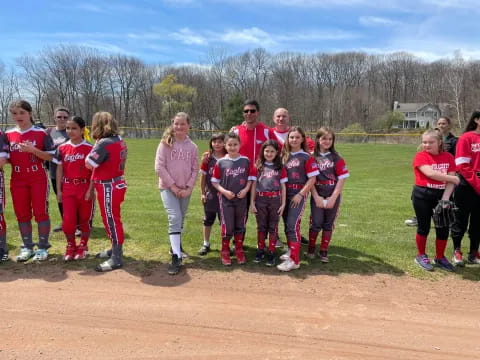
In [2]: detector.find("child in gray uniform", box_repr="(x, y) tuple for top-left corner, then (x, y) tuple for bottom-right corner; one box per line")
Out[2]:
(250, 140), (287, 266)
(307, 127), (349, 263)
(211, 132), (255, 266)
(278, 127), (319, 272)
(199, 133), (226, 255)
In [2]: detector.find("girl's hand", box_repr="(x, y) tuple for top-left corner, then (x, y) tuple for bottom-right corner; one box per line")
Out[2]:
(314, 196), (325, 208)
(56, 191), (62, 203)
(19, 140), (36, 153)
(237, 188), (248, 199)
(170, 185), (181, 197)
(277, 204), (285, 216)
(325, 197), (336, 209)
(250, 204), (257, 214)
(290, 193), (303, 208)
(201, 194), (207, 203)
(224, 190), (235, 200)
(84, 189), (93, 201)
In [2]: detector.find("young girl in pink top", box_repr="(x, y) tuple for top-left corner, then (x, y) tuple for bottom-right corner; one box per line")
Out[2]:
(155, 112), (199, 275)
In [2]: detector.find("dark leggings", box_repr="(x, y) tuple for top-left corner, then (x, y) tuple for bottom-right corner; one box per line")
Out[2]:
(451, 180), (480, 253)
(412, 186), (449, 240)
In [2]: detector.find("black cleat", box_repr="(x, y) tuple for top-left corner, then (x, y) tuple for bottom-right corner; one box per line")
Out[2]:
(168, 254), (182, 275)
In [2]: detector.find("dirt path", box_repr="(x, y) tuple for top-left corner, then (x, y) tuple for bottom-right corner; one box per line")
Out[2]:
(0, 265), (479, 359)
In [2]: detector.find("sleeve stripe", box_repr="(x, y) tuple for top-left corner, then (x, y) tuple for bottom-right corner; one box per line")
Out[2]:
(52, 159), (61, 165)
(0, 152), (8, 158)
(248, 176), (257, 181)
(199, 170), (207, 175)
(307, 170), (320, 177)
(86, 158), (100, 168)
(211, 177), (220, 183)
(280, 178), (288, 183)
(338, 173), (350, 179)
(455, 157), (471, 165)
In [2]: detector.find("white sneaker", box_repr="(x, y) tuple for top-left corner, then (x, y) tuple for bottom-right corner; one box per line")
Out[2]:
(32, 249), (48, 261)
(280, 249), (291, 261)
(277, 258), (300, 272)
(404, 217), (417, 226)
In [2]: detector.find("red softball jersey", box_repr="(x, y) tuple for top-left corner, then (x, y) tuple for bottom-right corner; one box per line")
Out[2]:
(413, 150), (455, 190)
(53, 140), (93, 179)
(86, 136), (127, 181)
(455, 130), (480, 194)
(6, 126), (55, 177)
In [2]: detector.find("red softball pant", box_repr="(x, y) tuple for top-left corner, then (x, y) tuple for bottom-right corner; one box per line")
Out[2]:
(62, 183), (94, 235)
(95, 179), (127, 245)
(10, 173), (49, 223)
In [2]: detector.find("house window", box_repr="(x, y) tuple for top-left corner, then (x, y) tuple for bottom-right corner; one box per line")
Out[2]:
(421, 112), (424, 116)
(409, 112), (417, 118)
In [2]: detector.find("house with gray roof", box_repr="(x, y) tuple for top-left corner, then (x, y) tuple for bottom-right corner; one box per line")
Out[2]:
(393, 102), (447, 129)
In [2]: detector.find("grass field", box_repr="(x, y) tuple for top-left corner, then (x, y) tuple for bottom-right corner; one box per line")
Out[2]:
(2, 139), (479, 281)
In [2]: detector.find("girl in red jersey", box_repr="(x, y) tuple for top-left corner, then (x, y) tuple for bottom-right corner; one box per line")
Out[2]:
(0, 132), (9, 262)
(211, 132), (255, 266)
(451, 111), (480, 266)
(7, 100), (55, 262)
(277, 127), (319, 272)
(86, 112), (127, 272)
(54, 116), (94, 261)
(250, 140), (287, 266)
(412, 129), (459, 272)
(198, 133), (226, 256)
(307, 127), (349, 263)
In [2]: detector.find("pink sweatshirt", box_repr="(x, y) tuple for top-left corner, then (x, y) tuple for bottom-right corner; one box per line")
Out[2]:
(154, 137), (199, 190)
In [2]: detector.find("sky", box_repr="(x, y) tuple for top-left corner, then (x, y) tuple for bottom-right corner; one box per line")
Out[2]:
(0, 0), (479, 66)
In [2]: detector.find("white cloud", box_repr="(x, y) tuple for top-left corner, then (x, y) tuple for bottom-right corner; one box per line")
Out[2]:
(359, 16), (401, 27)
(219, 27), (275, 46)
(170, 28), (208, 45)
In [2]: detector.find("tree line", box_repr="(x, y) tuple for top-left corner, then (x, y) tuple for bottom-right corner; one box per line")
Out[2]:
(0, 45), (478, 136)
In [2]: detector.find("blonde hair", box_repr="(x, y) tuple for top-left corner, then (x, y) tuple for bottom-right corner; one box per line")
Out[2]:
(421, 129), (444, 152)
(91, 112), (118, 140)
(161, 112), (191, 147)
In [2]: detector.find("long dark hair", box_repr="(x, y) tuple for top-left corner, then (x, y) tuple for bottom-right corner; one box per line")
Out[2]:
(9, 100), (34, 124)
(314, 127), (339, 158)
(464, 111), (480, 132)
(256, 139), (282, 172)
(208, 132), (226, 156)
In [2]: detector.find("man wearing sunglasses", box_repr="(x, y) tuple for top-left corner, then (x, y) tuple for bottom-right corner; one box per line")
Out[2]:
(230, 99), (276, 163)
(48, 107), (70, 232)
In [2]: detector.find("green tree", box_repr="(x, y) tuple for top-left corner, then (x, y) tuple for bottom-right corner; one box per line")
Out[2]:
(221, 93), (244, 130)
(374, 111), (405, 131)
(153, 74), (197, 123)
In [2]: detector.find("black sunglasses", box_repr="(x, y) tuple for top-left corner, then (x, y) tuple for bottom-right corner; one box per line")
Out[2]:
(243, 109), (257, 114)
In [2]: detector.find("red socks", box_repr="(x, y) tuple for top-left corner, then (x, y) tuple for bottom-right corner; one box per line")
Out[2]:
(268, 233), (276, 252)
(435, 239), (448, 259)
(290, 241), (300, 264)
(308, 230), (319, 253)
(320, 230), (332, 251)
(257, 231), (266, 250)
(415, 234), (427, 256)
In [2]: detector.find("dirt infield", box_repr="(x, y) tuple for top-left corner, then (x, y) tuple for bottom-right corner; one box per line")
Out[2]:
(0, 265), (479, 359)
